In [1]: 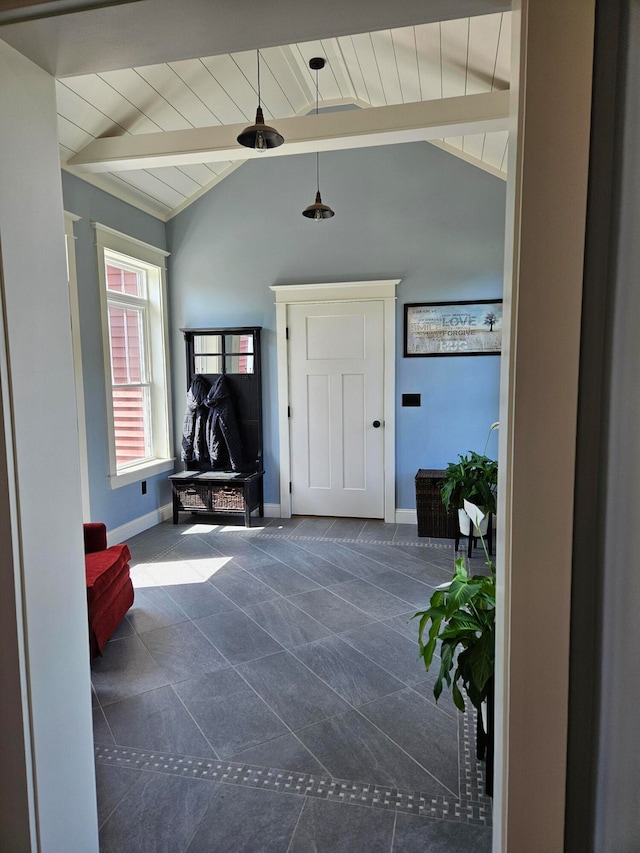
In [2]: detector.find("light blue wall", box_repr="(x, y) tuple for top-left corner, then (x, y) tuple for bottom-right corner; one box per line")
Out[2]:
(167, 141), (505, 510)
(61, 171), (172, 530)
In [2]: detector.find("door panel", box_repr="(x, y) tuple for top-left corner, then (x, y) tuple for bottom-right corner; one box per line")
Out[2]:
(307, 374), (330, 488)
(289, 300), (384, 518)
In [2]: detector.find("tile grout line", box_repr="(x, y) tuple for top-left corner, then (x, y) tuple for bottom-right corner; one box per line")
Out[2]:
(285, 794), (308, 853)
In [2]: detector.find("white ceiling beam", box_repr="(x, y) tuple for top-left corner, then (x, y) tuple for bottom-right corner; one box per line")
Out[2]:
(68, 90), (509, 173)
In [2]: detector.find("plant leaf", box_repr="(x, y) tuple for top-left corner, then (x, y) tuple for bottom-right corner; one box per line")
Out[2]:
(452, 681), (466, 712)
(468, 630), (495, 694)
(418, 634), (437, 667)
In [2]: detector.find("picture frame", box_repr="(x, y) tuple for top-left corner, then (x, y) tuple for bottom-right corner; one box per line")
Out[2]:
(404, 299), (503, 357)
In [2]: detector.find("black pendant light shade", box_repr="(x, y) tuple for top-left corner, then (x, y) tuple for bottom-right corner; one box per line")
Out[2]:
(302, 190), (335, 220)
(237, 107), (284, 152)
(237, 51), (284, 152)
(302, 57), (335, 220)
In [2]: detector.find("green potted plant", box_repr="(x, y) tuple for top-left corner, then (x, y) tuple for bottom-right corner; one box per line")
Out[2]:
(414, 500), (496, 794)
(440, 424), (498, 538)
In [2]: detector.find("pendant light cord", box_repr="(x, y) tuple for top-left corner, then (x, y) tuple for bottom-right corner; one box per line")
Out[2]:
(257, 49), (261, 108)
(315, 64), (320, 193)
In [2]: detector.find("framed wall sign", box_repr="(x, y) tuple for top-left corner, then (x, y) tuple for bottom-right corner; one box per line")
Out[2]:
(404, 299), (503, 357)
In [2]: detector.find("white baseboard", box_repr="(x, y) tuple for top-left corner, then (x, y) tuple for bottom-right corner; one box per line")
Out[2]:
(263, 505), (411, 523)
(395, 508), (417, 526)
(263, 503), (281, 518)
(107, 503), (416, 540)
(108, 503), (173, 545)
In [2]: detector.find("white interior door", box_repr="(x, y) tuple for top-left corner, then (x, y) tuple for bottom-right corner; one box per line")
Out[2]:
(288, 300), (385, 518)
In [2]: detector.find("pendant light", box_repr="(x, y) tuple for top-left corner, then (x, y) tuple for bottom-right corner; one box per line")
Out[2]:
(302, 57), (335, 220)
(237, 49), (284, 152)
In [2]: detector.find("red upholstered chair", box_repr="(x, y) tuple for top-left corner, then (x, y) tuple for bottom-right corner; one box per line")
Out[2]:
(83, 522), (134, 659)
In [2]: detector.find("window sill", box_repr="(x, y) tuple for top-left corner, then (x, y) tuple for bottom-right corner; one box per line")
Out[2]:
(109, 458), (175, 490)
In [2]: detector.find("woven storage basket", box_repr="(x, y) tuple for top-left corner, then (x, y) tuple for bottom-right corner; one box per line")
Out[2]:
(415, 469), (458, 538)
(212, 485), (245, 511)
(174, 483), (209, 509)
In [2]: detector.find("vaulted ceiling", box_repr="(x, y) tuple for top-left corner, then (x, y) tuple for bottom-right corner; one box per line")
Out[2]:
(1, 0), (511, 221)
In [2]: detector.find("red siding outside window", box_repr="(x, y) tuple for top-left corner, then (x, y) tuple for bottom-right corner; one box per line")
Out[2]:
(106, 269), (151, 468)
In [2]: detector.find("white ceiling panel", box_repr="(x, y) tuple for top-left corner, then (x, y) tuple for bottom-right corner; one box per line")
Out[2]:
(291, 41), (344, 103)
(415, 23), (443, 101)
(481, 130), (509, 169)
(495, 13), (511, 89)
(261, 46), (312, 112)
(462, 133), (486, 160)
(59, 142), (76, 161)
(113, 169), (188, 209)
(196, 54), (261, 123)
(58, 12), (511, 219)
(57, 114), (95, 153)
(467, 14), (502, 93)
(336, 35), (371, 104)
(96, 68), (193, 131)
(440, 18), (470, 99)
(231, 50), (295, 120)
(203, 161), (236, 177)
(446, 135), (464, 151)
(392, 27), (422, 104)
(134, 64), (221, 128)
(177, 163), (219, 185)
(166, 60), (228, 125)
(144, 166), (204, 197)
(349, 33), (387, 106)
(319, 38), (357, 102)
(371, 30), (403, 105)
(55, 83), (123, 141)
(106, 174), (174, 217)
(61, 74), (161, 134)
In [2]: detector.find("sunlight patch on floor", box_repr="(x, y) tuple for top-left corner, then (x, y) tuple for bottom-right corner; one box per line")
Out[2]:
(217, 524), (267, 533)
(131, 555), (233, 586)
(180, 523), (222, 534)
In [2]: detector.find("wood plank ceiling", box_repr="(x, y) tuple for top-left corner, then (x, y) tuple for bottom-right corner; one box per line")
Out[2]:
(57, 12), (511, 220)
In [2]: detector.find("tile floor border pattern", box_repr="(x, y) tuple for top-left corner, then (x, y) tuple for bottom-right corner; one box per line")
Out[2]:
(94, 707), (491, 828)
(253, 533), (453, 549)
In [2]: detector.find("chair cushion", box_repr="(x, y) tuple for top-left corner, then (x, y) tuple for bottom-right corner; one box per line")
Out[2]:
(89, 574), (134, 658)
(85, 543), (132, 605)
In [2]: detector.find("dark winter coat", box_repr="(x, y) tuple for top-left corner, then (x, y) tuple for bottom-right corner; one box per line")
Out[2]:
(204, 375), (245, 470)
(181, 374), (211, 462)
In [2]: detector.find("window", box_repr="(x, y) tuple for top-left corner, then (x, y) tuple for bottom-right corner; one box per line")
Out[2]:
(94, 224), (173, 488)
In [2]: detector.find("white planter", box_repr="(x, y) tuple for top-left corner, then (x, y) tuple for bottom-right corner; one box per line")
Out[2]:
(458, 508), (490, 537)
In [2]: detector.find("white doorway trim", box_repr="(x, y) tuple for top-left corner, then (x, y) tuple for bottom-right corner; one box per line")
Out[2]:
(493, 1), (595, 849)
(271, 280), (399, 523)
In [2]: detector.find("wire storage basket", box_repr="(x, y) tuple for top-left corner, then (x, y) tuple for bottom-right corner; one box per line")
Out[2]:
(173, 483), (210, 509)
(211, 485), (245, 511)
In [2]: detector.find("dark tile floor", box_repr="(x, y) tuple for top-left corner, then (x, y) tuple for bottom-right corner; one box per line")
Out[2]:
(92, 516), (492, 852)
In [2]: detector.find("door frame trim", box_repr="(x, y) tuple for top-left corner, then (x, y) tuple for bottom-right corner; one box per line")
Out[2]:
(271, 280), (400, 523)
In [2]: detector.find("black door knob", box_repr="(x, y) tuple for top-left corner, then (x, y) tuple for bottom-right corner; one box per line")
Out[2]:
(372, 420), (381, 428)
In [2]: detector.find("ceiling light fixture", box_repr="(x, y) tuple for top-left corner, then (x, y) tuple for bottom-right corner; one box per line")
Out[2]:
(237, 49), (284, 152)
(302, 57), (335, 221)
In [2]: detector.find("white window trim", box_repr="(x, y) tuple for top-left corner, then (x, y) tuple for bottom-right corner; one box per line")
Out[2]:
(93, 222), (174, 489)
(65, 211), (92, 520)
